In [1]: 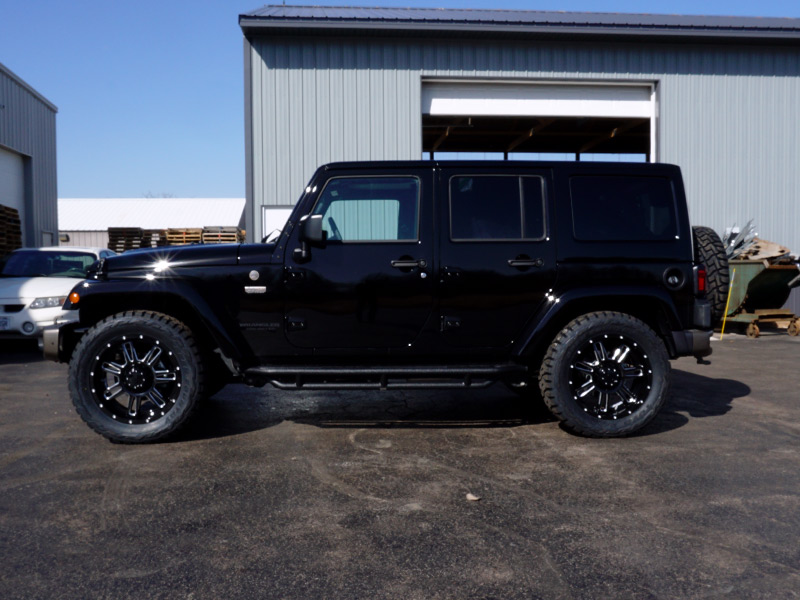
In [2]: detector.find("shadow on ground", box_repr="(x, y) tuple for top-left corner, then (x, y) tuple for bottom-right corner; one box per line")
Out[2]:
(634, 368), (751, 436)
(176, 367), (751, 442)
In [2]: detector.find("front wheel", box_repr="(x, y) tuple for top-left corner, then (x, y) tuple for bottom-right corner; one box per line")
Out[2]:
(539, 311), (670, 437)
(69, 311), (204, 443)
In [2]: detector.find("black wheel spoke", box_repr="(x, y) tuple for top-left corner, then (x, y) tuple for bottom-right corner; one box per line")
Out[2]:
(612, 345), (631, 363)
(103, 383), (123, 401)
(622, 365), (644, 378)
(142, 345), (162, 366)
(154, 369), (177, 383)
(102, 362), (123, 376)
(568, 333), (653, 420)
(577, 380), (596, 398)
(127, 395), (141, 417)
(147, 389), (166, 409)
(121, 341), (138, 365)
(592, 341), (609, 362)
(90, 333), (181, 425)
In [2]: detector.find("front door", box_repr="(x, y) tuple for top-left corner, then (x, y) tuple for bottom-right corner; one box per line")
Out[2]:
(284, 171), (435, 351)
(438, 168), (557, 349)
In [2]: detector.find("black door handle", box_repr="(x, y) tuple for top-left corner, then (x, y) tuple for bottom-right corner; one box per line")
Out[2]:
(391, 259), (427, 269)
(507, 258), (544, 268)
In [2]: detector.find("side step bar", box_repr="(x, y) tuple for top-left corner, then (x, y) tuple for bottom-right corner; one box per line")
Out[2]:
(244, 364), (527, 391)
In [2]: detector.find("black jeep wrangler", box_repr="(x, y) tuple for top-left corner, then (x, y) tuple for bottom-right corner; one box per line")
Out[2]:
(45, 161), (728, 443)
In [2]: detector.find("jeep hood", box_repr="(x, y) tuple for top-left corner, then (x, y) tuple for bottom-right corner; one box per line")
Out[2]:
(104, 244), (242, 273)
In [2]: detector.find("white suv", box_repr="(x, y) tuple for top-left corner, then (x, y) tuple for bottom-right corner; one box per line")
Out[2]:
(0, 247), (114, 341)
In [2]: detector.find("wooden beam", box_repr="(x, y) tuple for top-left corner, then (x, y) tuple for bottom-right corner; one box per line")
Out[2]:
(431, 127), (451, 152)
(505, 119), (557, 153)
(578, 120), (643, 154)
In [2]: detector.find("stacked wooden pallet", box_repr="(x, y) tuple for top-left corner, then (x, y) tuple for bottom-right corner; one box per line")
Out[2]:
(107, 227), (144, 252)
(0, 205), (23, 257)
(201, 226), (245, 244)
(141, 229), (169, 248)
(165, 228), (203, 246)
(103, 226), (245, 252)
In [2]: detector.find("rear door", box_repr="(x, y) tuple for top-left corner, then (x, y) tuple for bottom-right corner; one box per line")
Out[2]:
(437, 167), (557, 349)
(283, 169), (435, 351)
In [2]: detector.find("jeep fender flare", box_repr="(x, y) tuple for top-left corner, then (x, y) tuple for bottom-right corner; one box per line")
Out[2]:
(513, 286), (685, 360)
(70, 279), (251, 368)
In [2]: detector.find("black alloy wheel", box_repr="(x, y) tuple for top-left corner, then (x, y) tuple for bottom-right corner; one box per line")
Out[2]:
(91, 334), (182, 425)
(539, 311), (670, 437)
(69, 311), (203, 443)
(567, 334), (652, 420)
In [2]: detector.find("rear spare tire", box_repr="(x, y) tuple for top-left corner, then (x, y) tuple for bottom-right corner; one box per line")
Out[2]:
(692, 226), (729, 327)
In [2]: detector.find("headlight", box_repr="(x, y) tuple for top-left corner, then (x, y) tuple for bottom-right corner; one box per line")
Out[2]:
(30, 296), (67, 309)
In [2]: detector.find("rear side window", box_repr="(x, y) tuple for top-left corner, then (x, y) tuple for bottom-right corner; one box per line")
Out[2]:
(570, 176), (678, 242)
(312, 176), (419, 242)
(450, 175), (546, 241)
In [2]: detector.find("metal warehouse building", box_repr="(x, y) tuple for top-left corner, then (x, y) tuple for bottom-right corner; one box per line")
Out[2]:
(0, 62), (58, 249)
(240, 6), (800, 308)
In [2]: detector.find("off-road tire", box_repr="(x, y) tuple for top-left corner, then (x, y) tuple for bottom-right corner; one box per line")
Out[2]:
(69, 311), (204, 443)
(692, 226), (729, 326)
(539, 311), (670, 437)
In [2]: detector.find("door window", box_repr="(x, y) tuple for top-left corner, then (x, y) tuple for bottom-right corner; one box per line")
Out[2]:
(449, 175), (546, 241)
(312, 177), (419, 242)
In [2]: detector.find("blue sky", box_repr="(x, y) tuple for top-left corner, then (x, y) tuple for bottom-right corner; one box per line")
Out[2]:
(1, 0), (799, 198)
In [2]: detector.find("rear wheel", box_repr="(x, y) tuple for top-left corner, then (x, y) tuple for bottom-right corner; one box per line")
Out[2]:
(692, 226), (729, 327)
(69, 311), (204, 443)
(539, 311), (670, 437)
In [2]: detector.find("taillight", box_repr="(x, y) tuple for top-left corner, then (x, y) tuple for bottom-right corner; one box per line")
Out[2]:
(697, 267), (707, 294)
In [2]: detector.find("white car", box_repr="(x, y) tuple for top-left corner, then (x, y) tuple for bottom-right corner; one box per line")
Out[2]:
(0, 247), (115, 341)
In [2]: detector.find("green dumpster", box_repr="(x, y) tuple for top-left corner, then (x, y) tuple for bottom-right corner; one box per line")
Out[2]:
(724, 259), (800, 337)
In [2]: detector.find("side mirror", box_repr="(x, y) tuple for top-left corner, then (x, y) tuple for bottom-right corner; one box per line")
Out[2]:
(293, 214), (326, 263)
(300, 214), (325, 244)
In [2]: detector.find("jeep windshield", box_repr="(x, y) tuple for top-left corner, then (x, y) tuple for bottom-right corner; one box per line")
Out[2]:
(0, 250), (98, 278)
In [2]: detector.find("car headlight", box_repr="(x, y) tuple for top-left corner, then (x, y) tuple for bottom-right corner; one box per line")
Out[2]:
(30, 296), (67, 309)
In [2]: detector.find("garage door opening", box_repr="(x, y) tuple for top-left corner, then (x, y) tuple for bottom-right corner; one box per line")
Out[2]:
(422, 81), (656, 162)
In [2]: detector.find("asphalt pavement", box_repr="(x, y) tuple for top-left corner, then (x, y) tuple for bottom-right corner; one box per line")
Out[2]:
(0, 332), (798, 599)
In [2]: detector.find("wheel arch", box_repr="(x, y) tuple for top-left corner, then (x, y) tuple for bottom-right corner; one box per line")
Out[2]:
(515, 288), (684, 364)
(67, 286), (249, 372)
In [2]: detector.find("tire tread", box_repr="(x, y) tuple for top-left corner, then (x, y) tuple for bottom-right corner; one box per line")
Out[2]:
(68, 310), (204, 444)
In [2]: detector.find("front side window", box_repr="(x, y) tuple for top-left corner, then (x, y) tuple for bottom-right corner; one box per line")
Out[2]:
(450, 175), (546, 241)
(312, 177), (420, 242)
(570, 176), (678, 241)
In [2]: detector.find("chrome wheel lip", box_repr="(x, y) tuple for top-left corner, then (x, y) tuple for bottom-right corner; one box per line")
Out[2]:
(90, 334), (182, 425)
(567, 334), (653, 420)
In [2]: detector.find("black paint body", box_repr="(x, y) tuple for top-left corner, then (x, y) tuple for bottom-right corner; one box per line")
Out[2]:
(66, 161), (705, 372)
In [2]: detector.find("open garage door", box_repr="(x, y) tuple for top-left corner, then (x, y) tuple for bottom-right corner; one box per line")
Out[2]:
(0, 146), (26, 247)
(422, 81), (656, 161)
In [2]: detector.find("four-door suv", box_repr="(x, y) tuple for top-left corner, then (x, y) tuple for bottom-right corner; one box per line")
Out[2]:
(44, 161), (727, 443)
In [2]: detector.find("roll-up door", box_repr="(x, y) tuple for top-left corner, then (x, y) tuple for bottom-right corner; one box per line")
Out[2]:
(422, 81), (656, 161)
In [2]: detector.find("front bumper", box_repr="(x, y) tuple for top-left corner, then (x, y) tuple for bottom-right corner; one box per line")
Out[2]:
(671, 329), (713, 359)
(42, 315), (82, 362)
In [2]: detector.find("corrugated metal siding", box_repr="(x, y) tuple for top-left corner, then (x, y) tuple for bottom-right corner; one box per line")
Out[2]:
(0, 65), (58, 248)
(247, 37), (800, 309)
(60, 231), (109, 249)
